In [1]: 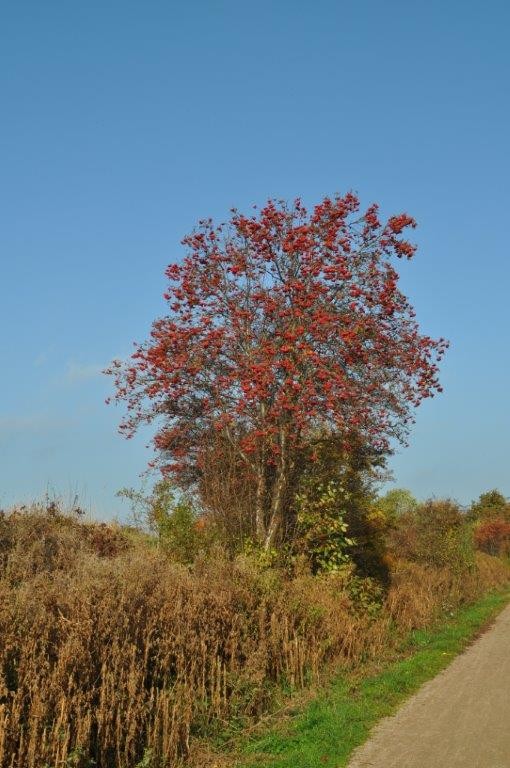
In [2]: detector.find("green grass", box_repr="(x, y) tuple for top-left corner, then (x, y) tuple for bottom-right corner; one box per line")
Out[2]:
(233, 589), (510, 768)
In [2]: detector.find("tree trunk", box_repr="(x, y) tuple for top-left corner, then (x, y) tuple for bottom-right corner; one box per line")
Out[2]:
(255, 465), (266, 545)
(264, 428), (288, 550)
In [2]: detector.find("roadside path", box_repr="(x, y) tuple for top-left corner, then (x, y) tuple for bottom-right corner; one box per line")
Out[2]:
(347, 603), (510, 768)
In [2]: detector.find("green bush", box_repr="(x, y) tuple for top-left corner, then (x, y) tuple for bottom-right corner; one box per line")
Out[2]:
(469, 489), (510, 523)
(376, 488), (418, 523)
(118, 480), (211, 564)
(293, 480), (354, 574)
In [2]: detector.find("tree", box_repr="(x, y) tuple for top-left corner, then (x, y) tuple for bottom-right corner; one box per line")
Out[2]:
(469, 490), (510, 522)
(377, 488), (419, 523)
(108, 194), (447, 549)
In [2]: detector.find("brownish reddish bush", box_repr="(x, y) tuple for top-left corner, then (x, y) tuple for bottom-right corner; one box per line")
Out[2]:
(474, 518), (510, 556)
(83, 521), (130, 557)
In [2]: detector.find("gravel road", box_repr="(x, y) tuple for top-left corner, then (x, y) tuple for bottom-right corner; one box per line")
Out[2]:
(347, 603), (510, 768)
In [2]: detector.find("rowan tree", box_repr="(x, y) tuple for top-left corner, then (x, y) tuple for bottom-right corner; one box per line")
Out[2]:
(108, 193), (448, 549)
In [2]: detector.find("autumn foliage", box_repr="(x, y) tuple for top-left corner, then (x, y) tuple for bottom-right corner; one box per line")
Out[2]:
(108, 194), (447, 548)
(474, 520), (510, 556)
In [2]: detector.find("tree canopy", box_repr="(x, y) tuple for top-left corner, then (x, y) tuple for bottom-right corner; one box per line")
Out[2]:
(108, 193), (447, 547)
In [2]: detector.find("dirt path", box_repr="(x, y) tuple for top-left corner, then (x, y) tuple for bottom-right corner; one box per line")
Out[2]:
(347, 603), (510, 768)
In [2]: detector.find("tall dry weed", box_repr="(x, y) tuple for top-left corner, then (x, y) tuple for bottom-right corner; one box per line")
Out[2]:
(0, 507), (508, 767)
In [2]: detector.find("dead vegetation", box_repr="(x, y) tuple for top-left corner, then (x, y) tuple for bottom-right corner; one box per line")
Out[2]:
(0, 504), (508, 768)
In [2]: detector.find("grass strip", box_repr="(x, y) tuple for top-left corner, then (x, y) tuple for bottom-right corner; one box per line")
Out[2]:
(234, 589), (510, 768)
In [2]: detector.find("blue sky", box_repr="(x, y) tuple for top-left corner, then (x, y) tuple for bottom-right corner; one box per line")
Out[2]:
(1, 1), (509, 517)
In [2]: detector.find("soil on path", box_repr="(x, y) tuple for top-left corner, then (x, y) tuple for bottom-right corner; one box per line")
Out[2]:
(347, 603), (510, 768)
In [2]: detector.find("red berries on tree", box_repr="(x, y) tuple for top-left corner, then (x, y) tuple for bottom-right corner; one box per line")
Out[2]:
(108, 193), (448, 547)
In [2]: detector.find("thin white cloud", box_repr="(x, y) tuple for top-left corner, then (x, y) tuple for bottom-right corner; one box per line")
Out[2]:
(34, 351), (50, 367)
(0, 415), (73, 434)
(65, 361), (104, 383)
(33, 346), (57, 368)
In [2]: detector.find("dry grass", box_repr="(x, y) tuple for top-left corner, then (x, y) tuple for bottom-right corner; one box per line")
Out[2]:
(385, 553), (509, 631)
(0, 506), (508, 768)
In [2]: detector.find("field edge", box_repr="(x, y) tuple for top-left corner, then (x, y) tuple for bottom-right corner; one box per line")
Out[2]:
(227, 587), (510, 768)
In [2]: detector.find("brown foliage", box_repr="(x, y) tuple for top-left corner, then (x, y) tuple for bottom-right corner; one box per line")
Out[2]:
(385, 552), (509, 631)
(0, 506), (508, 767)
(388, 499), (474, 574)
(197, 433), (257, 550)
(474, 519), (510, 556)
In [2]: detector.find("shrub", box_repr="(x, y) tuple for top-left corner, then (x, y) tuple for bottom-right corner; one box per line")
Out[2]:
(474, 518), (510, 556)
(118, 481), (212, 564)
(389, 499), (475, 574)
(469, 489), (510, 523)
(293, 481), (354, 574)
(291, 433), (390, 583)
(84, 522), (130, 557)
